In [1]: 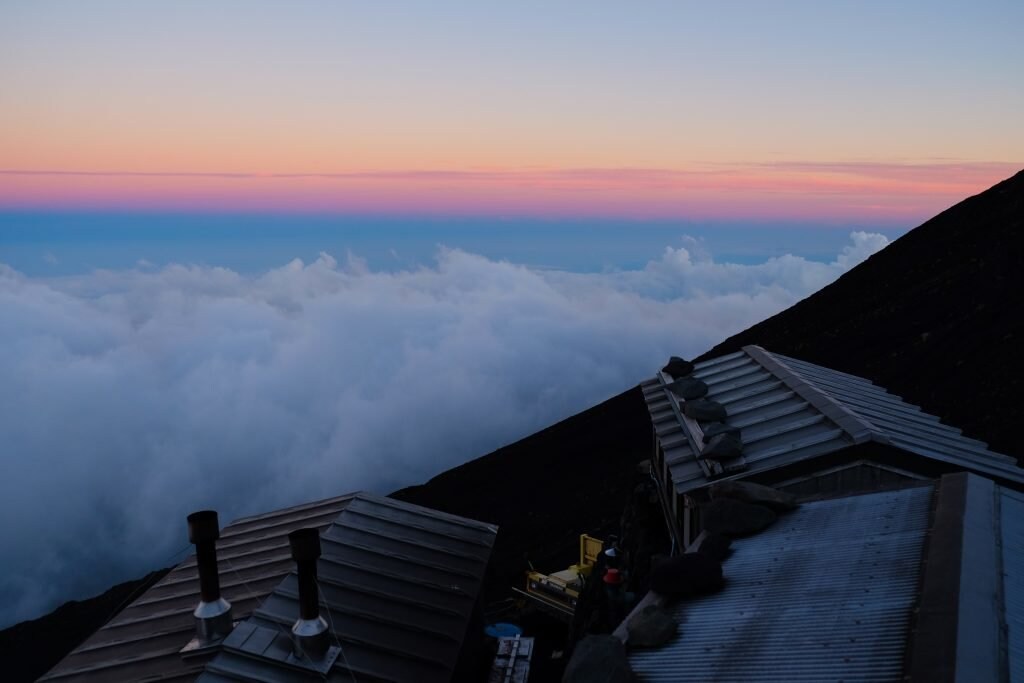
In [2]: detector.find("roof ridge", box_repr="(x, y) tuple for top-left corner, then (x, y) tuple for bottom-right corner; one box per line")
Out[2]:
(354, 491), (500, 534)
(227, 492), (358, 527)
(742, 345), (881, 445)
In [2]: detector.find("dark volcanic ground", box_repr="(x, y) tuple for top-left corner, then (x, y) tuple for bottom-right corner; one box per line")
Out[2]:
(5, 169), (1022, 681)
(700, 168), (1024, 459)
(0, 571), (169, 682)
(390, 385), (653, 603)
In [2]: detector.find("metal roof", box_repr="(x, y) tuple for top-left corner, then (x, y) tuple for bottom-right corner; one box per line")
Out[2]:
(41, 494), (358, 683)
(628, 484), (934, 682)
(197, 492), (497, 683)
(642, 345), (1024, 496)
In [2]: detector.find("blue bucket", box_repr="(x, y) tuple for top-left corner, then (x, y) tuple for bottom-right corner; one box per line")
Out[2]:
(484, 622), (523, 639)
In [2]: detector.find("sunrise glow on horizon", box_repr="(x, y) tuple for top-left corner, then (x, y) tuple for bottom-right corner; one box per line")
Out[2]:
(2, 1), (1022, 223)
(2, 162), (1021, 223)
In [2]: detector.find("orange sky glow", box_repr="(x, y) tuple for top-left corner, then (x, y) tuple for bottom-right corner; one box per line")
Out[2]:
(2, 2), (1022, 223)
(1, 162), (1018, 223)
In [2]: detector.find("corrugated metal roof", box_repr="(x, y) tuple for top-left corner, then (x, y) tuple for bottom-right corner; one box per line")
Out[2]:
(1002, 487), (1024, 682)
(197, 492), (497, 683)
(642, 345), (1024, 496)
(40, 494), (358, 683)
(628, 485), (933, 682)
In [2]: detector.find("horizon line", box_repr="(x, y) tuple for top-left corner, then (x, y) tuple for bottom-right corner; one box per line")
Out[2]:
(2, 160), (1021, 181)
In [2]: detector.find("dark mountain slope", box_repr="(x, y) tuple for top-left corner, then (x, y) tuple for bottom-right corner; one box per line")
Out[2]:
(700, 169), (1024, 457)
(0, 570), (169, 683)
(391, 385), (653, 601)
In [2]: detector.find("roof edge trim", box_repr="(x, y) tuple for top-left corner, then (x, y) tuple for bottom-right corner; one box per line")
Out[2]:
(742, 345), (878, 445)
(906, 472), (967, 681)
(363, 492), (499, 535)
(954, 474), (1002, 681)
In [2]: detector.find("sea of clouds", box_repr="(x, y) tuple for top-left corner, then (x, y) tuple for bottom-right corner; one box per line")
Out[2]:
(0, 230), (889, 627)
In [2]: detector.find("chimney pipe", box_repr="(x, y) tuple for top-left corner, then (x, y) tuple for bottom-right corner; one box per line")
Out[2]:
(288, 528), (330, 659)
(187, 510), (233, 644)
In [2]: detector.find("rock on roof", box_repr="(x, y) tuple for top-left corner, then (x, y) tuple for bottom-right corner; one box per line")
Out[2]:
(642, 345), (1024, 496)
(628, 472), (1024, 681)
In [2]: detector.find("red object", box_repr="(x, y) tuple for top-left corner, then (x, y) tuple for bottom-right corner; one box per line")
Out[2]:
(603, 568), (622, 585)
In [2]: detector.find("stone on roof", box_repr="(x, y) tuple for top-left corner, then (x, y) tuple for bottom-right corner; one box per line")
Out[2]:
(642, 345), (1024, 496)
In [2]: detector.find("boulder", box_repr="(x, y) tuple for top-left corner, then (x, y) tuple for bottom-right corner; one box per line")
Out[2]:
(648, 553), (723, 598)
(701, 498), (777, 537)
(662, 356), (695, 379)
(701, 433), (743, 460)
(694, 532), (732, 562)
(683, 399), (727, 422)
(708, 480), (798, 512)
(626, 604), (678, 648)
(702, 422), (741, 443)
(563, 635), (636, 683)
(667, 377), (708, 400)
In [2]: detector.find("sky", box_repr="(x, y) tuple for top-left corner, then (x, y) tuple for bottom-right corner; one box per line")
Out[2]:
(0, 1), (1022, 628)
(1, 0), (1022, 220)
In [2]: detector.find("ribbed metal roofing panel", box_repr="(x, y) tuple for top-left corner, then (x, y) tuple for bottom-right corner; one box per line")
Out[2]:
(771, 350), (1024, 482)
(641, 346), (1024, 497)
(643, 350), (856, 495)
(40, 494), (357, 682)
(1002, 487), (1024, 682)
(197, 492), (497, 683)
(629, 485), (933, 682)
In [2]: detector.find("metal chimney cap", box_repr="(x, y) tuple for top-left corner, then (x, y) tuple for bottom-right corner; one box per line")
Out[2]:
(289, 528), (322, 562)
(187, 510), (220, 544)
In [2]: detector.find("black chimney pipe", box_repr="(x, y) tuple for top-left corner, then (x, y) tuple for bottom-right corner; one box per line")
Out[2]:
(289, 528), (322, 620)
(288, 527), (330, 660)
(188, 510), (222, 603)
(184, 510), (233, 648)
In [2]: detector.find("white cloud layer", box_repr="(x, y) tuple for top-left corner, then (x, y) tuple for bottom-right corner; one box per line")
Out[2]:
(0, 231), (888, 627)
